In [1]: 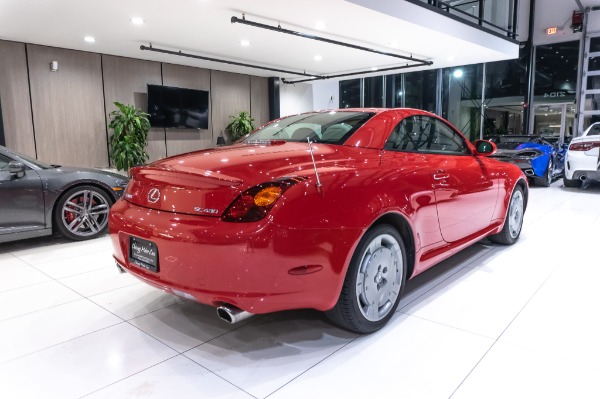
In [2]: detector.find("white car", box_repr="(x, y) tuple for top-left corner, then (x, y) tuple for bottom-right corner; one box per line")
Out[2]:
(563, 122), (600, 187)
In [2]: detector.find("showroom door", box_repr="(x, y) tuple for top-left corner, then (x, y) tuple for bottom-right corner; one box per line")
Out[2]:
(533, 103), (576, 144)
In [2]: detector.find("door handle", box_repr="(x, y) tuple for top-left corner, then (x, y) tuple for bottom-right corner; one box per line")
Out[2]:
(433, 172), (449, 180)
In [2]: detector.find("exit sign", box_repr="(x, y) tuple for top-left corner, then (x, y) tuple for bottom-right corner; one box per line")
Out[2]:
(546, 26), (558, 35)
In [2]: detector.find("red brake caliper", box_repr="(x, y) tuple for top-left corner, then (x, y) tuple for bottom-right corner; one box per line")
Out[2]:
(65, 197), (80, 223)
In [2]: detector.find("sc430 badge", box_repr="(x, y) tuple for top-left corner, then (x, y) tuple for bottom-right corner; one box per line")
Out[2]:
(194, 207), (219, 215)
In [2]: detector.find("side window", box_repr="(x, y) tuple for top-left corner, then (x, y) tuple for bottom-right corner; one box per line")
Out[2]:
(385, 116), (469, 155)
(429, 119), (470, 155)
(587, 124), (600, 136)
(384, 115), (432, 152)
(0, 154), (11, 170)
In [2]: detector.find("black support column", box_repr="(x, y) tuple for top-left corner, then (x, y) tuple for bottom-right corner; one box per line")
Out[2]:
(268, 77), (280, 121)
(523, 0), (536, 134)
(0, 94), (5, 146)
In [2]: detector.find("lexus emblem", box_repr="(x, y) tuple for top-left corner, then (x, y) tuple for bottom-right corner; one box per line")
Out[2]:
(147, 188), (161, 204)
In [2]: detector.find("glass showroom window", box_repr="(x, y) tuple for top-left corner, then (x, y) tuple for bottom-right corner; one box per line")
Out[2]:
(405, 70), (437, 113)
(340, 79), (361, 108)
(483, 48), (528, 135)
(385, 74), (403, 108)
(534, 41), (579, 138)
(442, 64), (484, 142)
(534, 41), (579, 103)
(364, 76), (384, 107)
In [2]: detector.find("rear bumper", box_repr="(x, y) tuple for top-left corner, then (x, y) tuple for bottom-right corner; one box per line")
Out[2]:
(571, 170), (600, 182)
(109, 199), (362, 314)
(565, 150), (600, 180)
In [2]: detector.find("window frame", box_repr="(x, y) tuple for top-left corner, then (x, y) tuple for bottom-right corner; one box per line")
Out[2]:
(384, 115), (472, 156)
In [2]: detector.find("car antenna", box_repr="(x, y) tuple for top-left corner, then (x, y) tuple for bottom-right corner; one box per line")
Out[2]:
(307, 138), (322, 189)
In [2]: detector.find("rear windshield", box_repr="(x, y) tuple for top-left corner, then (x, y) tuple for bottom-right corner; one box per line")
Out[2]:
(244, 111), (375, 145)
(586, 123), (600, 136)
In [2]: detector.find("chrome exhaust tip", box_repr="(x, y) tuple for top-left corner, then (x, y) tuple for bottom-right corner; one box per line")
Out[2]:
(579, 175), (588, 181)
(217, 305), (254, 324)
(115, 261), (126, 274)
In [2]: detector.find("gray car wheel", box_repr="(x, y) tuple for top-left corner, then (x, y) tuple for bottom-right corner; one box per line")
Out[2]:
(326, 224), (407, 334)
(54, 185), (113, 240)
(489, 185), (524, 245)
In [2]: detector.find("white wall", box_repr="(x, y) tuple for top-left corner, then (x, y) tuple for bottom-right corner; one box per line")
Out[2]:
(280, 80), (341, 116)
(312, 80), (339, 111)
(588, 9), (600, 34)
(532, 0), (583, 45)
(280, 82), (313, 117)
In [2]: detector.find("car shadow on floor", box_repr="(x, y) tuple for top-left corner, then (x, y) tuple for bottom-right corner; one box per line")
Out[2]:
(0, 233), (109, 255)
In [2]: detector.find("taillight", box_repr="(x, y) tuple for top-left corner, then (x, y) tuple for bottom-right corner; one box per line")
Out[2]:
(222, 178), (303, 222)
(569, 142), (600, 151)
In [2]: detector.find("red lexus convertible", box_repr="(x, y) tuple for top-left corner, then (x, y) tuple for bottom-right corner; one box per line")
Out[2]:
(109, 108), (527, 333)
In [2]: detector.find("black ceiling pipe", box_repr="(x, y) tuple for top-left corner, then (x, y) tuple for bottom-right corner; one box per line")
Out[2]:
(231, 16), (433, 66)
(140, 45), (322, 78)
(282, 62), (432, 84)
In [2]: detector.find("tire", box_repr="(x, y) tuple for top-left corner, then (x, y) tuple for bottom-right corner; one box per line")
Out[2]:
(563, 175), (581, 188)
(538, 158), (552, 187)
(54, 185), (113, 241)
(489, 185), (524, 245)
(325, 224), (407, 334)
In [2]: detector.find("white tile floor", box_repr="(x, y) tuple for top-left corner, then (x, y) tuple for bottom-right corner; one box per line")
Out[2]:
(1, 180), (599, 399)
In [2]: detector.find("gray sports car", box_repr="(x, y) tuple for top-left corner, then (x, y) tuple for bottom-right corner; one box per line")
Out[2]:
(0, 145), (128, 243)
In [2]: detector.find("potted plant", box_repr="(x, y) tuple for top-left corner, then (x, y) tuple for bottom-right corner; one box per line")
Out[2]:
(225, 111), (255, 142)
(108, 102), (150, 172)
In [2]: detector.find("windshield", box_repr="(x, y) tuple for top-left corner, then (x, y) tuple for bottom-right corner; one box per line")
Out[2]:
(10, 149), (53, 169)
(244, 111), (375, 145)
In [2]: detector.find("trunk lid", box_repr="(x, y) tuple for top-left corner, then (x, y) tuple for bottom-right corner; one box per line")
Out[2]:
(125, 141), (353, 216)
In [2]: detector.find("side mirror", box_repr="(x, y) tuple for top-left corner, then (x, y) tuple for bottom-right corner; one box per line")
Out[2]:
(8, 161), (26, 178)
(475, 140), (497, 156)
(474, 140), (497, 156)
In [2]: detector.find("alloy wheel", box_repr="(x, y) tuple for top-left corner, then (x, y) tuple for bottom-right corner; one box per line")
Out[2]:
(61, 189), (110, 238)
(355, 233), (403, 322)
(508, 190), (524, 239)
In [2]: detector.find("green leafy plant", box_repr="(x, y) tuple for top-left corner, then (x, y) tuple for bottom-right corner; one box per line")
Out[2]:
(108, 102), (150, 172)
(226, 111), (255, 142)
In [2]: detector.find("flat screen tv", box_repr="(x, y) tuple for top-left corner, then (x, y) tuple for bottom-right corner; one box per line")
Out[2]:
(147, 84), (209, 129)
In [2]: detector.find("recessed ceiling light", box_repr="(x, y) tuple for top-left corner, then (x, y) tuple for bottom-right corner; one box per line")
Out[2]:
(314, 55), (322, 61)
(130, 17), (144, 25)
(371, 67), (378, 71)
(315, 21), (326, 30)
(240, 40), (250, 47)
(83, 36), (96, 43)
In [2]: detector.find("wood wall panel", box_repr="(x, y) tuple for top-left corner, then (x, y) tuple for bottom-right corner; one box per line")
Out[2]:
(0, 40), (35, 157)
(211, 71), (250, 144)
(250, 76), (270, 128)
(102, 55), (165, 163)
(162, 64), (211, 157)
(28, 45), (107, 167)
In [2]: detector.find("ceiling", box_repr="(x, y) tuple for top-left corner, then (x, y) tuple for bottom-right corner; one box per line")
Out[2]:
(0, 0), (520, 83)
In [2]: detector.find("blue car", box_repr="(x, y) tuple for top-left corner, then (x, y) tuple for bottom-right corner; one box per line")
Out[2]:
(488, 135), (565, 187)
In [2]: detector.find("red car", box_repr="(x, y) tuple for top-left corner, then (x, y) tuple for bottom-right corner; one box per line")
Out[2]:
(109, 108), (527, 333)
